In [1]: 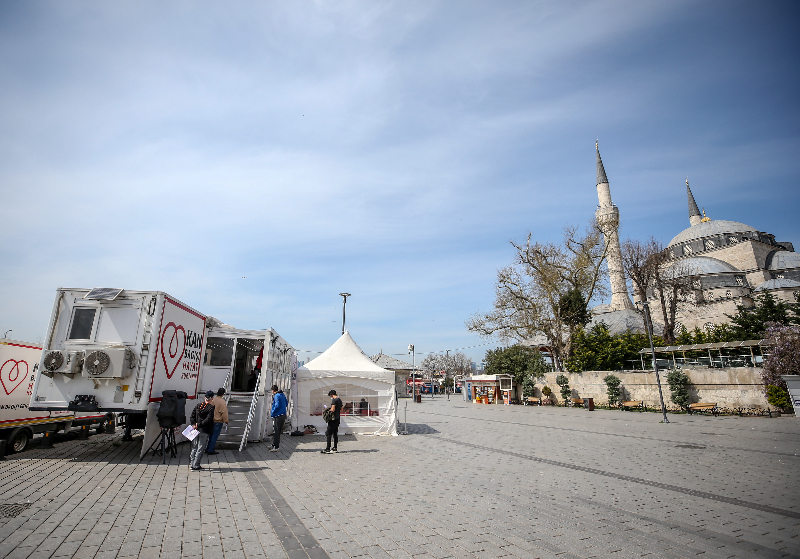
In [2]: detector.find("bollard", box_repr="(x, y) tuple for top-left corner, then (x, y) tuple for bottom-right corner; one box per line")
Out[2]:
(79, 425), (90, 439)
(105, 416), (116, 434)
(0, 439), (6, 460)
(41, 431), (54, 449)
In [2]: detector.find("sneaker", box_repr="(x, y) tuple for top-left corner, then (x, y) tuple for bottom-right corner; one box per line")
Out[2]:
(191, 466), (203, 471)
(321, 449), (332, 454)
(331, 448), (338, 453)
(269, 447), (279, 452)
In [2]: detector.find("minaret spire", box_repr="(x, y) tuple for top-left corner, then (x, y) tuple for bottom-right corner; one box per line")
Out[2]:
(687, 178), (702, 227)
(594, 142), (635, 311)
(596, 141), (608, 185)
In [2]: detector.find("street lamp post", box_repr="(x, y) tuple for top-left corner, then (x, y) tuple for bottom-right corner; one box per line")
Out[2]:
(638, 300), (669, 423)
(445, 350), (450, 401)
(339, 293), (351, 335)
(408, 344), (415, 403)
(3, 330), (11, 339)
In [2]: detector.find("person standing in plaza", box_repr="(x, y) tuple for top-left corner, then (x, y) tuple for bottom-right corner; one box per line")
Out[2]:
(321, 389), (342, 454)
(189, 391), (215, 471)
(269, 384), (288, 452)
(206, 387), (228, 455)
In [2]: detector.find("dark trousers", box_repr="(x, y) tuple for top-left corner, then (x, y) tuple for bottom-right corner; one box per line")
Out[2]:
(325, 419), (340, 450)
(272, 415), (286, 449)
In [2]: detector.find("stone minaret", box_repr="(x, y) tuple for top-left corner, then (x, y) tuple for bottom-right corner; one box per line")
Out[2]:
(595, 143), (635, 311)
(686, 178), (702, 227)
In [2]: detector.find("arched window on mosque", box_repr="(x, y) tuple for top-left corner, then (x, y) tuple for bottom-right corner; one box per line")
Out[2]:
(704, 322), (714, 332)
(683, 244), (693, 256)
(735, 276), (744, 286)
(725, 290), (732, 298)
(704, 239), (715, 250)
(729, 236), (739, 244)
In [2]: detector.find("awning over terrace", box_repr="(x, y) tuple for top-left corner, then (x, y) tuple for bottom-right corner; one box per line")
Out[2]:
(638, 339), (769, 369)
(639, 339), (767, 354)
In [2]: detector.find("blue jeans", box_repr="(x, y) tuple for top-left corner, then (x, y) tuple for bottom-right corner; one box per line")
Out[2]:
(206, 422), (223, 453)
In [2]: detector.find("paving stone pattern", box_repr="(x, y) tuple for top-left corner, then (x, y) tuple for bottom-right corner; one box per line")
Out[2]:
(0, 399), (799, 558)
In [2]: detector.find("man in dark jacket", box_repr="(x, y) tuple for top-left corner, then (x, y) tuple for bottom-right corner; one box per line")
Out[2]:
(321, 389), (342, 454)
(189, 391), (215, 470)
(269, 385), (288, 452)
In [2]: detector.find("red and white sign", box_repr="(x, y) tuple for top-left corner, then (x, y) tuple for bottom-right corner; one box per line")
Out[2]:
(0, 341), (57, 427)
(149, 298), (206, 402)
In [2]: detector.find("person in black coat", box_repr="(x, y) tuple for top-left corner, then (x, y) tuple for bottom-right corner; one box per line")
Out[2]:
(189, 391), (215, 470)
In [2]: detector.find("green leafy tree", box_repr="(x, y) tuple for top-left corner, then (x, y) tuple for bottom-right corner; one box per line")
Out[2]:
(558, 288), (591, 330)
(603, 374), (622, 406)
(766, 386), (791, 410)
(666, 368), (692, 409)
(555, 374), (571, 401)
(484, 345), (547, 397)
(728, 292), (798, 339)
(566, 323), (663, 372)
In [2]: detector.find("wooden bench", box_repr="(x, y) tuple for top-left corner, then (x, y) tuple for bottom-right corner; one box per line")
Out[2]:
(570, 398), (585, 408)
(620, 400), (645, 411)
(524, 396), (542, 406)
(688, 403), (718, 416)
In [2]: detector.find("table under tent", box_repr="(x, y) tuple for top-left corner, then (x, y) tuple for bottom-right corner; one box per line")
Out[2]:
(296, 332), (398, 436)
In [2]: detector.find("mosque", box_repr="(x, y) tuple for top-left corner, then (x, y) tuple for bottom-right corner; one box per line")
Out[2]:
(590, 144), (799, 335)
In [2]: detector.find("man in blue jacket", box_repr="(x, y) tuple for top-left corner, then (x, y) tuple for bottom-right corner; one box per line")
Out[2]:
(269, 384), (288, 452)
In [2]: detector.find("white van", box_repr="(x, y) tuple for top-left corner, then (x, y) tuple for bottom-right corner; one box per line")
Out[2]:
(1, 338), (108, 453)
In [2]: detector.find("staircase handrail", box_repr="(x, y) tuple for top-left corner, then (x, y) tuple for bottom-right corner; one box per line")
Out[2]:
(239, 374), (261, 451)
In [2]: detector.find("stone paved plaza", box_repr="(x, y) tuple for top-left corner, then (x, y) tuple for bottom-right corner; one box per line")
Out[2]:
(1, 398), (799, 559)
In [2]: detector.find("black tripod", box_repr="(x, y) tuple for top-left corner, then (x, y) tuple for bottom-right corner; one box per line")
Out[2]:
(144, 424), (177, 463)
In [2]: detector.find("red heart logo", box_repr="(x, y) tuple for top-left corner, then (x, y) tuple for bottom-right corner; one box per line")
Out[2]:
(160, 322), (186, 379)
(1, 359), (29, 395)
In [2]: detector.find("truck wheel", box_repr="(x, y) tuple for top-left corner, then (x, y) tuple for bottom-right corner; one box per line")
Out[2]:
(9, 428), (33, 453)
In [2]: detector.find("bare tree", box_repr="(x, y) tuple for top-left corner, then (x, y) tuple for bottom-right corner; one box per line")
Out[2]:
(466, 221), (609, 371)
(621, 237), (696, 343)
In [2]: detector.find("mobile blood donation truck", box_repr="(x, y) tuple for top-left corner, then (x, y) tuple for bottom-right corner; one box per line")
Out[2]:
(1, 338), (108, 453)
(29, 287), (295, 456)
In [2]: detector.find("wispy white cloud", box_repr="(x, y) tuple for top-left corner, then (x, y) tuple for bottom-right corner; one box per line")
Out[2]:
(1, 0), (798, 362)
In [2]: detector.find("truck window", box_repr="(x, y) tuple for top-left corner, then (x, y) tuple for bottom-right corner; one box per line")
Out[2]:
(69, 308), (97, 340)
(95, 307), (140, 344)
(205, 337), (234, 366)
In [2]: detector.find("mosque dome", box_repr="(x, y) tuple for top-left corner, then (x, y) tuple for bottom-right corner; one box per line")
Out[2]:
(667, 220), (758, 248)
(767, 251), (800, 271)
(665, 255), (740, 277)
(754, 278), (800, 292)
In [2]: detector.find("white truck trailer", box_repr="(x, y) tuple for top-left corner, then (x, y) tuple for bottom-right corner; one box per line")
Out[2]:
(1, 338), (108, 453)
(29, 288), (295, 456)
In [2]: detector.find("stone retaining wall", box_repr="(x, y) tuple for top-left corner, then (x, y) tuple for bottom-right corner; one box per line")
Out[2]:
(539, 368), (768, 410)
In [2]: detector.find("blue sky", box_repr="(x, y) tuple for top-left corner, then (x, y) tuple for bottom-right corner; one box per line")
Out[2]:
(1, 1), (799, 365)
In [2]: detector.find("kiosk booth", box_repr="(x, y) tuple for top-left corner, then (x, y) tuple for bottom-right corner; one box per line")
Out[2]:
(469, 374), (513, 404)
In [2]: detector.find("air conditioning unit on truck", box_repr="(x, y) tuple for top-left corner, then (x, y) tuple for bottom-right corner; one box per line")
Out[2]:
(1, 338), (109, 454)
(29, 288), (296, 457)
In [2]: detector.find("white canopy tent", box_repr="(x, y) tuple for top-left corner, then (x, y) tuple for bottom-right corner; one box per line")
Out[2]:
(296, 332), (397, 436)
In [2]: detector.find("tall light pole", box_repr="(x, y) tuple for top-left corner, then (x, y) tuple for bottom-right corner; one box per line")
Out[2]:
(408, 344), (415, 402)
(445, 350), (450, 401)
(638, 300), (669, 423)
(339, 293), (351, 335)
(3, 330), (11, 339)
